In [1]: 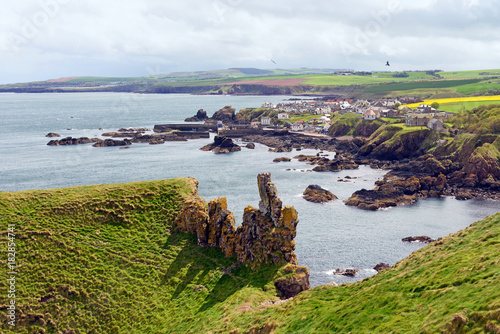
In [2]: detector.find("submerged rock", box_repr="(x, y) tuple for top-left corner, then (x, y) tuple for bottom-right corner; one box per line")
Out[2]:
(273, 157), (291, 163)
(333, 268), (358, 277)
(47, 137), (102, 146)
(303, 185), (338, 203)
(402, 236), (435, 243)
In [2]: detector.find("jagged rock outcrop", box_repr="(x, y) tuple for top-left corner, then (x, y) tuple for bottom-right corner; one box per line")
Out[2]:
(174, 173), (309, 297)
(185, 109), (208, 122)
(200, 135), (241, 153)
(303, 185), (338, 203)
(211, 105), (236, 122)
(175, 173), (301, 266)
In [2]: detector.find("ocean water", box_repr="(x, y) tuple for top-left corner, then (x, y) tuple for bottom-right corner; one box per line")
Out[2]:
(1, 92), (499, 287)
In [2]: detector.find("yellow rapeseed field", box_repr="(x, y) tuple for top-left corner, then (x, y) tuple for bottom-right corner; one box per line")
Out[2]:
(403, 95), (500, 108)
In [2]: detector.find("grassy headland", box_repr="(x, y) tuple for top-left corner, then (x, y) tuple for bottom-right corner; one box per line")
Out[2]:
(1, 177), (499, 333)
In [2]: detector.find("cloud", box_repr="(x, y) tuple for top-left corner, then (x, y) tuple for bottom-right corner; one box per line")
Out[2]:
(0, 0), (499, 83)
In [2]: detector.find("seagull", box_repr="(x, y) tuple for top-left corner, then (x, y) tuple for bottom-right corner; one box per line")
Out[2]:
(271, 59), (276, 64)
(386, 61), (390, 66)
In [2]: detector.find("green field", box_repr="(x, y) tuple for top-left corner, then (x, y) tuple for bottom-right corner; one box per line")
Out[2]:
(439, 101), (500, 113)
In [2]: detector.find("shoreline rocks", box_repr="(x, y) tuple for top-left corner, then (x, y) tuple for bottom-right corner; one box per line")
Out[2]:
(185, 109), (208, 122)
(373, 263), (391, 272)
(303, 185), (338, 203)
(45, 132), (60, 137)
(200, 135), (241, 154)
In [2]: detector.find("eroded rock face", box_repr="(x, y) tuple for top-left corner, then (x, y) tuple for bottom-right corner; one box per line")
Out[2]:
(303, 185), (338, 203)
(174, 173), (301, 267)
(274, 265), (311, 299)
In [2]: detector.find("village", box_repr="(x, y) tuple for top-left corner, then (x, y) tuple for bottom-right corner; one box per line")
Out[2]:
(246, 97), (455, 134)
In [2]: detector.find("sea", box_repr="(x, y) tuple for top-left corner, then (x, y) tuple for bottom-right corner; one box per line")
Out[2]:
(1, 92), (499, 287)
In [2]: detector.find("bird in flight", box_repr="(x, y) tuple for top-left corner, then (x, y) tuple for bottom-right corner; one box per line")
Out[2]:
(386, 61), (390, 66)
(271, 59), (276, 64)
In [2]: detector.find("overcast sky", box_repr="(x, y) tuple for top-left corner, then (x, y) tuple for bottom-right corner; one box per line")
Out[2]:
(1, 0), (499, 84)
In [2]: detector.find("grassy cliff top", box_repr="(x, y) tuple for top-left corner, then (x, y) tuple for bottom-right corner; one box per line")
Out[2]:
(1, 179), (499, 333)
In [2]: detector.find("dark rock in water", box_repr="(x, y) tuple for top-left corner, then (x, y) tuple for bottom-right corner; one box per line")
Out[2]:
(92, 139), (132, 147)
(333, 268), (358, 277)
(303, 185), (338, 203)
(200, 135), (241, 154)
(185, 109), (208, 122)
(47, 137), (102, 146)
(373, 263), (391, 272)
(246, 143), (255, 149)
(46, 132), (60, 137)
(102, 132), (139, 138)
(273, 157), (291, 163)
(269, 146), (293, 153)
(402, 236), (435, 243)
(117, 127), (150, 132)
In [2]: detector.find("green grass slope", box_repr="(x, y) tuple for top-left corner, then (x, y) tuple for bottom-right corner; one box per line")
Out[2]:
(1, 179), (499, 333)
(0, 179), (292, 333)
(217, 213), (500, 333)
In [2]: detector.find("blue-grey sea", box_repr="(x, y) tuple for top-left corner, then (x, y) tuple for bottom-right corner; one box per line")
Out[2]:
(1, 92), (499, 287)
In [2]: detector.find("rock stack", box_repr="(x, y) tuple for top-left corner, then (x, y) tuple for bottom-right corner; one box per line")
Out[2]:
(175, 173), (301, 266)
(174, 173), (310, 297)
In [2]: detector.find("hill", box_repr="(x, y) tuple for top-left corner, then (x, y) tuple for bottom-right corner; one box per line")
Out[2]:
(1, 175), (499, 333)
(1, 68), (500, 98)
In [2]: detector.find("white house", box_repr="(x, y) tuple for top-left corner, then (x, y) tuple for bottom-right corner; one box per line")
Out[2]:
(363, 109), (380, 120)
(261, 116), (272, 126)
(291, 122), (304, 131)
(318, 115), (330, 124)
(277, 113), (289, 120)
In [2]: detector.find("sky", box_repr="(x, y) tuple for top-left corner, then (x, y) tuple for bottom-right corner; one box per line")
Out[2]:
(1, 0), (499, 84)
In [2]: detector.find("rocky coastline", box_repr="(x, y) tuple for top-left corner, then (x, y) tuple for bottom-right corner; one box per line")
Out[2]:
(236, 131), (500, 208)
